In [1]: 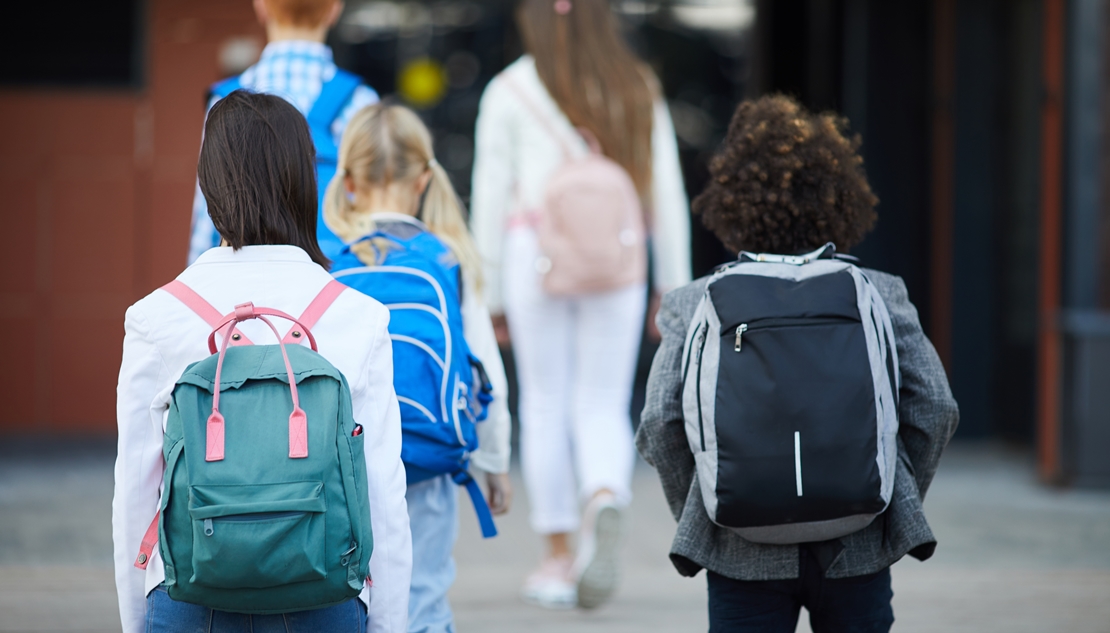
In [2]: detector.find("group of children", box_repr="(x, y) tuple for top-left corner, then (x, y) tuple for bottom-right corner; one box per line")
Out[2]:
(112, 1), (958, 632)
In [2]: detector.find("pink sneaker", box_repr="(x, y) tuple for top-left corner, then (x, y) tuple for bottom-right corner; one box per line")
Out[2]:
(522, 555), (576, 609)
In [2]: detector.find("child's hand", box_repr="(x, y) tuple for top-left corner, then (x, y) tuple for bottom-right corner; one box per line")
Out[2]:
(491, 314), (511, 347)
(645, 291), (662, 342)
(485, 471), (513, 515)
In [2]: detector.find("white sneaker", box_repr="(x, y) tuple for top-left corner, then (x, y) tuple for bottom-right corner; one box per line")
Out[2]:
(573, 494), (622, 609)
(521, 556), (576, 609)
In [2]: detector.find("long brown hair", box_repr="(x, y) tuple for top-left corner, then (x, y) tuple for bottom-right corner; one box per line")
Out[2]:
(198, 90), (329, 268)
(516, 0), (656, 198)
(324, 104), (483, 287)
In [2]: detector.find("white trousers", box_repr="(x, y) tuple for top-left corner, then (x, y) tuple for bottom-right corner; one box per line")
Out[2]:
(503, 228), (646, 534)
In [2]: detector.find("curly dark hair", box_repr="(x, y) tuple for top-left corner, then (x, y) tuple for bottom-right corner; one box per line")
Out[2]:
(692, 94), (878, 255)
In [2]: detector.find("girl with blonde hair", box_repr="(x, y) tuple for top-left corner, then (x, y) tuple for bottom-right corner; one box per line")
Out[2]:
(325, 103), (513, 633)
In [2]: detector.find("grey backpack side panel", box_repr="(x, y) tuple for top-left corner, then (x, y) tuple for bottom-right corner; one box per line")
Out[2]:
(853, 268), (900, 508)
(681, 296), (722, 521)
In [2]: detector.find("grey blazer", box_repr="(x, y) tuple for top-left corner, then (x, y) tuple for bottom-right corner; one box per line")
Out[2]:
(635, 269), (959, 580)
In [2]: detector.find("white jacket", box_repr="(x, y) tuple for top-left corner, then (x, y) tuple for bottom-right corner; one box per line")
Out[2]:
(112, 245), (411, 633)
(470, 55), (692, 313)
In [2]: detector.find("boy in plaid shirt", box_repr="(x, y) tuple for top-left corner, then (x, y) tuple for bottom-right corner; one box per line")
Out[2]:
(189, 0), (378, 263)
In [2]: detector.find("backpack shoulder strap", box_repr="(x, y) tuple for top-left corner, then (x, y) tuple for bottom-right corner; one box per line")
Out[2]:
(307, 70), (362, 132)
(283, 280), (348, 344)
(306, 70), (362, 164)
(501, 75), (574, 160)
(207, 75), (243, 103)
(162, 280), (254, 346)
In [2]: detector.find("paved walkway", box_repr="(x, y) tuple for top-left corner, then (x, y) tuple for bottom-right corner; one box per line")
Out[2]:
(1, 441), (1109, 632)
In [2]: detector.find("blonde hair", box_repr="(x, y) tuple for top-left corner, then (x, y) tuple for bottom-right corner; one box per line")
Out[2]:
(324, 104), (482, 288)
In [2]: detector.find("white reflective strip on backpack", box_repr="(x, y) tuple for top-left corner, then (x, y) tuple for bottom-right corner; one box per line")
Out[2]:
(449, 377), (468, 449)
(390, 334), (446, 370)
(397, 396), (437, 423)
(333, 267), (453, 424)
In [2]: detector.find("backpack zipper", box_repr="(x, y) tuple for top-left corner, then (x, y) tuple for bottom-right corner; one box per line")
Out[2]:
(202, 511), (305, 536)
(733, 324), (748, 352)
(682, 322), (705, 384)
(730, 316), (857, 352)
(694, 326), (709, 451)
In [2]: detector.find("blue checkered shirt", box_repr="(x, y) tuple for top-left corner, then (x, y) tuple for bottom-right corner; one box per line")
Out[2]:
(188, 41), (379, 263)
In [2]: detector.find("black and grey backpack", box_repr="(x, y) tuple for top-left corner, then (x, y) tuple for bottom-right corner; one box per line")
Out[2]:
(681, 243), (900, 544)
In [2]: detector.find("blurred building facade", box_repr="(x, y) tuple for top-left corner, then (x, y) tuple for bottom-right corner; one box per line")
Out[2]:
(0, 0), (1105, 484)
(752, 0), (1110, 484)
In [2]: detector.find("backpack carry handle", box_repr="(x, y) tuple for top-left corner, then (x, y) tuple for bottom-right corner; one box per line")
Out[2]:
(206, 304), (319, 355)
(206, 303), (313, 462)
(739, 242), (838, 266)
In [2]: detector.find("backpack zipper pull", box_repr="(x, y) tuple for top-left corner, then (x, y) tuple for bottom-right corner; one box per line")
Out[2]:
(203, 518), (214, 536)
(734, 324), (748, 352)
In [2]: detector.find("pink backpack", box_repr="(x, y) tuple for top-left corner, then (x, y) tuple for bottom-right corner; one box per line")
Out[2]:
(505, 77), (647, 296)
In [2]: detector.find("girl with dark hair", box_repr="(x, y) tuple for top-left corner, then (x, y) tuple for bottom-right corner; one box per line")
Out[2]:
(113, 90), (412, 633)
(470, 0), (692, 610)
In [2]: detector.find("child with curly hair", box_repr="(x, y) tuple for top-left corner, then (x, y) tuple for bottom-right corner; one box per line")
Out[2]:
(636, 94), (959, 633)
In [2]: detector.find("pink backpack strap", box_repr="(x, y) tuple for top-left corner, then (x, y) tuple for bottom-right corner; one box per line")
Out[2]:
(502, 75), (575, 160)
(134, 512), (159, 569)
(161, 280), (253, 346)
(283, 280), (348, 344)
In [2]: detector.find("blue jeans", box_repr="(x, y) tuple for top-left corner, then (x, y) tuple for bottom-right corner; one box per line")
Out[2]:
(406, 475), (459, 633)
(707, 548), (894, 633)
(145, 586), (366, 632)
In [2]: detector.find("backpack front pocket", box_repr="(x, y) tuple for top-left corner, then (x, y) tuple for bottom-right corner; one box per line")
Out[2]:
(188, 481), (327, 589)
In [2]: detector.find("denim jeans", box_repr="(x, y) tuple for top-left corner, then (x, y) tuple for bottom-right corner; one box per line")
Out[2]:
(145, 586), (366, 633)
(707, 548), (894, 633)
(406, 475), (459, 633)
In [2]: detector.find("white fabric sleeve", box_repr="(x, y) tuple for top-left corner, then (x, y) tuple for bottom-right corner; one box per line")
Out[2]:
(112, 306), (171, 633)
(649, 98), (692, 293)
(356, 321), (412, 633)
(461, 277), (512, 474)
(469, 80), (517, 314)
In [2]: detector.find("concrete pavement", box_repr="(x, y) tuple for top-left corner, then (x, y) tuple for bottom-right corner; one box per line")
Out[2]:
(1, 441), (1109, 632)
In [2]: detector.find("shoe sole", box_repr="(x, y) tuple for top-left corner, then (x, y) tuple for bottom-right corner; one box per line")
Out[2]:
(576, 505), (621, 609)
(521, 589), (577, 610)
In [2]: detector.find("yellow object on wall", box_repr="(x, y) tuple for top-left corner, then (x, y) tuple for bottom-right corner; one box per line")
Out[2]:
(398, 58), (448, 109)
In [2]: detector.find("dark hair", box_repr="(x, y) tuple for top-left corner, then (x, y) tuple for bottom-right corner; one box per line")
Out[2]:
(197, 90), (330, 268)
(692, 94), (878, 255)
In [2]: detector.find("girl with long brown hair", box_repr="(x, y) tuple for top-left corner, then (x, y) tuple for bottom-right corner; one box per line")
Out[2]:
(470, 0), (691, 610)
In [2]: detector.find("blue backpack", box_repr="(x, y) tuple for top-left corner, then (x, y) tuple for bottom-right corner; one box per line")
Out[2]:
(209, 70), (362, 260)
(330, 220), (498, 537)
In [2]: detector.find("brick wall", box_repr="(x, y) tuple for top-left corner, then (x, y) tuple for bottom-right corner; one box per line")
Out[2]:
(0, 0), (262, 435)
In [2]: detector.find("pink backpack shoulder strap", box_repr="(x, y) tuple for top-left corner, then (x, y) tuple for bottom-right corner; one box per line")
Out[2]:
(161, 280), (253, 346)
(282, 280), (347, 344)
(502, 75), (574, 160)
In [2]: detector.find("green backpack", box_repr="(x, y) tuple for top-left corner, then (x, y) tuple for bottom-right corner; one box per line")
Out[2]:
(134, 280), (373, 613)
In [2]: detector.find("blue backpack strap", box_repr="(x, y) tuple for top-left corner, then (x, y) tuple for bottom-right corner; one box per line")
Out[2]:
(452, 469), (498, 538)
(207, 75), (242, 103)
(307, 69), (363, 164)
